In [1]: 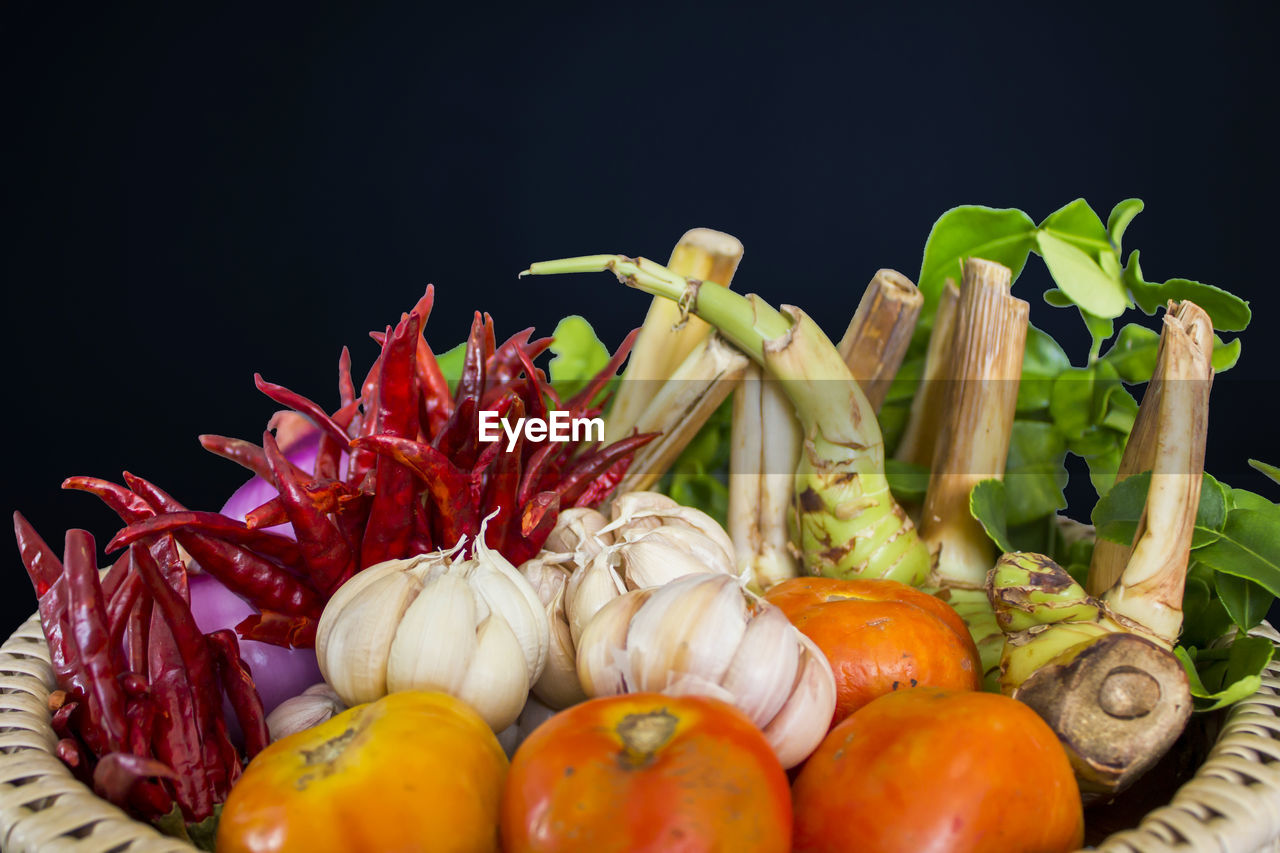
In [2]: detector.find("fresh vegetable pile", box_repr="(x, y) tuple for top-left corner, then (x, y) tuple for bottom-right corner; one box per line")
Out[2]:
(10, 208), (1280, 853)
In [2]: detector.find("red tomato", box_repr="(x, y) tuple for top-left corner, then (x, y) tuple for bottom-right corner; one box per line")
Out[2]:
(501, 693), (791, 852)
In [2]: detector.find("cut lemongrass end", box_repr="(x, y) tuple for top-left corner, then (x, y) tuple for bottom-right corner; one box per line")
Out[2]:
(837, 269), (923, 412)
(1009, 630), (1191, 800)
(608, 229), (745, 443)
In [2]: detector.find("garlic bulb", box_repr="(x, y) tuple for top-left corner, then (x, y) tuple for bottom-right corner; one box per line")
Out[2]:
(316, 516), (550, 731)
(576, 572), (836, 768)
(265, 683), (347, 742)
(520, 551), (586, 709)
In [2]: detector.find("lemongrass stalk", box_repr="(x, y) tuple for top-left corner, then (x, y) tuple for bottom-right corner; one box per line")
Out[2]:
(729, 363), (802, 591)
(836, 269), (924, 412)
(920, 259), (1029, 589)
(895, 280), (960, 468)
(612, 334), (749, 494)
(988, 552), (1193, 799)
(913, 260), (1027, 681)
(523, 255), (930, 585)
(606, 230), (744, 442)
(1099, 301), (1213, 645)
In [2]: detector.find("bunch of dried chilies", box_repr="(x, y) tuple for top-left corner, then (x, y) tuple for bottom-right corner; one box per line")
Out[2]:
(14, 286), (651, 826)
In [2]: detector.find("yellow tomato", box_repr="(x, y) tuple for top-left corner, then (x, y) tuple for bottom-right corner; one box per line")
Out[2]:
(217, 690), (507, 853)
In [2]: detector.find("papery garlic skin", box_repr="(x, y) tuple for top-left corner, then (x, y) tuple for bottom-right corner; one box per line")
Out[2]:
(575, 572), (836, 768)
(543, 508), (613, 566)
(316, 516), (550, 732)
(265, 683), (347, 742)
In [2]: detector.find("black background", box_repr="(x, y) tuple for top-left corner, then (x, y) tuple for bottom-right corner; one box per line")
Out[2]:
(4, 3), (1279, 633)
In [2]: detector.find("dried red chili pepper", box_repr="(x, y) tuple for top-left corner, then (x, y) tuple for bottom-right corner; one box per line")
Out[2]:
(206, 629), (269, 760)
(262, 431), (352, 596)
(107, 511), (302, 566)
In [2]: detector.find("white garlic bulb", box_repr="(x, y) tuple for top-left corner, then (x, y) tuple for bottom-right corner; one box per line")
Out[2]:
(519, 551), (586, 709)
(575, 572), (836, 768)
(265, 683), (347, 742)
(316, 516), (550, 731)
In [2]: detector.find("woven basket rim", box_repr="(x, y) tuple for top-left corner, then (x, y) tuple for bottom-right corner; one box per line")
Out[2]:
(0, 613), (1277, 852)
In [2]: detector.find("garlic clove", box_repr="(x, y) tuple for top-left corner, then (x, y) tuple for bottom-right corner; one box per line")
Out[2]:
(385, 573), (478, 698)
(760, 634), (837, 768)
(531, 585), (587, 709)
(471, 523), (552, 682)
(624, 574), (748, 695)
(565, 548), (626, 645)
(576, 587), (655, 696)
(265, 682), (346, 742)
(520, 553), (572, 608)
(468, 556), (550, 685)
(315, 559), (407, 661)
(319, 571), (421, 706)
(454, 613), (532, 731)
(619, 526), (736, 582)
(544, 507), (614, 559)
(719, 603), (800, 728)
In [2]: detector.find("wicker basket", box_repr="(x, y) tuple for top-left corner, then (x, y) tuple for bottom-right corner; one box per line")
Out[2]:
(0, 613), (1277, 852)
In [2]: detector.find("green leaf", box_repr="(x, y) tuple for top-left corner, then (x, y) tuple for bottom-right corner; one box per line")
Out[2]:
(1192, 505), (1280, 598)
(435, 341), (467, 391)
(1042, 289), (1074, 307)
(1049, 367), (1096, 440)
(1081, 310), (1115, 362)
(885, 457), (930, 503)
(917, 206), (1037, 306)
(1038, 198), (1112, 255)
(1017, 325), (1071, 413)
(1075, 440), (1123, 497)
(546, 315), (610, 396)
(1212, 336), (1241, 372)
(1004, 421), (1069, 526)
(1216, 573), (1272, 632)
(1123, 250), (1251, 332)
(1248, 459), (1280, 486)
(1034, 230), (1129, 319)
(1107, 198), (1144, 253)
(1091, 472), (1228, 549)
(1175, 644), (1265, 712)
(1182, 562), (1237, 649)
(1101, 323), (1160, 382)
(1100, 323), (1240, 381)
(1230, 487), (1276, 512)
(969, 479), (1014, 553)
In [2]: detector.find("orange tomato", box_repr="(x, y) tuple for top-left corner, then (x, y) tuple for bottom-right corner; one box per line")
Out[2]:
(764, 576), (980, 725)
(217, 690), (507, 853)
(792, 688), (1083, 853)
(500, 693), (791, 853)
